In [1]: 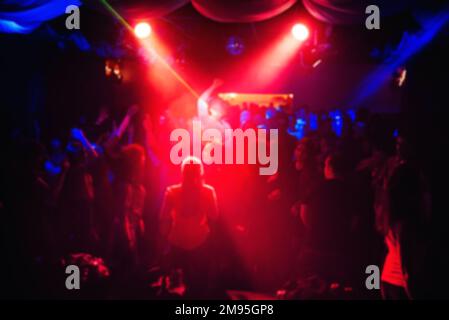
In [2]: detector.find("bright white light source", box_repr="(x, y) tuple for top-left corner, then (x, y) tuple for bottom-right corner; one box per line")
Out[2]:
(134, 22), (152, 39)
(291, 23), (310, 41)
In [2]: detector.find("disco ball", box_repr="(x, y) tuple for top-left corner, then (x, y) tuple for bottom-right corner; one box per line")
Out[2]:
(226, 36), (245, 56)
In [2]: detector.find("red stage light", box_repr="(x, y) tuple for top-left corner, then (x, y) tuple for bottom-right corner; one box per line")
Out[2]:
(291, 23), (309, 41)
(134, 22), (152, 39)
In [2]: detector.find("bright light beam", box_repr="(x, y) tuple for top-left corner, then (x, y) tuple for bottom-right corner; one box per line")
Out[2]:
(350, 7), (449, 107)
(99, 0), (199, 99)
(241, 33), (303, 89)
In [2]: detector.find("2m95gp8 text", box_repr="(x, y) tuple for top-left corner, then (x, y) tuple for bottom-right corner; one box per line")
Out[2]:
(219, 304), (274, 316)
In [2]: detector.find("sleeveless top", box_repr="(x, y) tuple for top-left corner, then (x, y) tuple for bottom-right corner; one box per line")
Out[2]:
(164, 184), (217, 250)
(381, 230), (407, 288)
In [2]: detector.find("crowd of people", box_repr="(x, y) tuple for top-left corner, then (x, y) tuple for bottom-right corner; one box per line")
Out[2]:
(0, 80), (442, 300)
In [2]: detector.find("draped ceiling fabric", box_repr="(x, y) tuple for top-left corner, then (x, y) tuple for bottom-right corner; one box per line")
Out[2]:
(191, 0), (298, 23)
(303, 0), (368, 25)
(96, 0), (190, 22)
(0, 0), (415, 34)
(92, 0), (299, 23)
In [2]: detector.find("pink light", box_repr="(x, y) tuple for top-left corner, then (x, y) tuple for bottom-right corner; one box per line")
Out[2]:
(291, 23), (309, 41)
(134, 22), (152, 39)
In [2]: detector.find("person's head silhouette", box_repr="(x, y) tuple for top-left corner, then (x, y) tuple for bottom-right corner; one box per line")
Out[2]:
(181, 156), (204, 187)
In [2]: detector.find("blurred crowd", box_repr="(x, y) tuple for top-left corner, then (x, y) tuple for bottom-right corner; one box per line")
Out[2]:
(0, 95), (445, 300)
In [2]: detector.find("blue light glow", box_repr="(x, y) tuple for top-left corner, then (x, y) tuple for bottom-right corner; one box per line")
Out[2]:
(309, 113), (318, 131)
(44, 160), (62, 176)
(350, 8), (449, 107)
(0, 0), (81, 34)
(288, 117), (307, 140)
(346, 109), (356, 122)
(330, 110), (343, 137)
